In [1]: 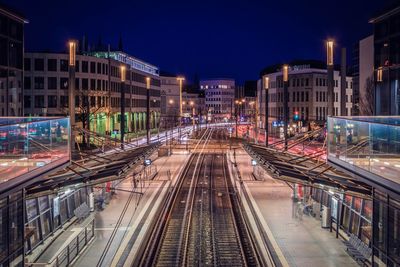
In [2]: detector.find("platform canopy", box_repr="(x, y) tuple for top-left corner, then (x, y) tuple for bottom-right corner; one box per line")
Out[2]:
(26, 143), (159, 196)
(244, 143), (371, 198)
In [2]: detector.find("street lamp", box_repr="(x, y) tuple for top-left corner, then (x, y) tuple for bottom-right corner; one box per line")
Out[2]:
(190, 101), (195, 132)
(120, 65), (126, 149)
(264, 76), (269, 147)
(326, 39), (334, 117)
(177, 76), (185, 142)
(283, 64), (289, 150)
(68, 40), (76, 152)
(146, 77), (151, 144)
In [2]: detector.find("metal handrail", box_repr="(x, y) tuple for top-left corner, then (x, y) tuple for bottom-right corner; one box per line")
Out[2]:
(49, 214), (95, 267)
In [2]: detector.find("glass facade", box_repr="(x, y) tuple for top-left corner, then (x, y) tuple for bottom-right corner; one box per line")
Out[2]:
(0, 117), (70, 184)
(0, 191), (24, 267)
(24, 188), (90, 254)
(373, 10), (400, 116)
(327, 116), (400, 266)
(327, 116), (400, 185)
(0, 10), (25, 117)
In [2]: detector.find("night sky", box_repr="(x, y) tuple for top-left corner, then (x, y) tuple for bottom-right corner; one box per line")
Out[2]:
(2, 0), (397, 83)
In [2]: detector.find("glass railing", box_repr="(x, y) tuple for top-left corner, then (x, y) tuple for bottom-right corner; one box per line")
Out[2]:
(327, 116), (400, 184)
(0, 117), (70, 184)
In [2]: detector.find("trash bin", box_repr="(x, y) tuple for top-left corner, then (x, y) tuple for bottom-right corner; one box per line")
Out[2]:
(321, 205), (331, 228)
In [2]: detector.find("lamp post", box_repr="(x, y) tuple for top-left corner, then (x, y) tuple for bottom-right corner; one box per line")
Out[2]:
(120, 65), (126, 149)
(177, 76), (185, 142)
(264, 76), (269, 147)
(327, 39), (334, 117)
(68, 40), (76, 153)
(146, 77), (151, 144)
(283, 65), (289, 150)
(190, 101), (195, 132)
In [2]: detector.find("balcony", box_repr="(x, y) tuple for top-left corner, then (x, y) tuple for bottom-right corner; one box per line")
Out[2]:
(0, 117), (70, 191)
(327, 116), (400, 190)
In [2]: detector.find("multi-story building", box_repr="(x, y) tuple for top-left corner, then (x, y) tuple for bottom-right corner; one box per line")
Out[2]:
(24, 51), (161, 138)
(258, 60), (353, 132)
(160, 74), (180, 128)
(370, 5), (400, 115)
(200, 78), (235, 121)
(0, 5), (27, 117)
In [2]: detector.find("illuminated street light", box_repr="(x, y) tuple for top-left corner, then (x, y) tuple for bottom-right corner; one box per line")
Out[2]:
(68, 41), (76, 66)
(68, 40), (76, 152)
(327, 39), (334, 66)
(146, 77), (151, 144)
(120, 65), (126, 149)
(177, 76), (185, 141)
(264, 76), (270, 147)
(282, 65), (289, 150)
(326, 39), (334, 116)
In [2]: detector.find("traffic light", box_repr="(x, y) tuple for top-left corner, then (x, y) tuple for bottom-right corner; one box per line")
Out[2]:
(294, 111), (299, 121)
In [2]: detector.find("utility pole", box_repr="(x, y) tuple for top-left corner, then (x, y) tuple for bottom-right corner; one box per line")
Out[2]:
(146, 77), (151, 144)
(264, 76), (269, 147)
(283, 65), (289, 150)
(340, 47), (347, 116)
(120, 65), (126, 149)
(327, 40), (334, 117)
(68, 40), (76, 154)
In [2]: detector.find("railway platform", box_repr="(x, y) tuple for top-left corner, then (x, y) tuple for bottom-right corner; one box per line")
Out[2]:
(229, 145), (359, 267)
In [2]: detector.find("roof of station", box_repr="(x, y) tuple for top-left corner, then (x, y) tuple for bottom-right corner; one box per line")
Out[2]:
(26, 143), (159, 197)
(244, 143), (371, 198)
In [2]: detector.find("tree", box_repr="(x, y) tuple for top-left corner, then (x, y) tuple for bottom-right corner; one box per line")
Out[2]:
(360, 76), (374, 116)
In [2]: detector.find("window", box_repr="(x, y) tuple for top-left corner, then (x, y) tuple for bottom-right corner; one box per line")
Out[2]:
(24, 77), (31, 90)
(60, 59), (68, 72)
(60, 78), (68, 89)
(47, 59), (57, 71)
(24, 96), (31, 108)
(34, 58), (44, 71)
(60, 96), (68, 107)
(34, 77), (44, 89)
(82, 79), (88, 90)
(316, 91), (318, 102)
(305, 91), (309, 102)
(305, 78), (309, 86)
(48, 95), (57, 108)
(301, 91), (304, 102)
(34, 95), (44, 108)
(90, 79), (96, 90)
(24, 58), (31, 71)
(75, 78), (79, 90)
(82, 61), (88, 73)
(47, 77), (57, 90)
(97, 62), (101, 74)
(90, 62), (96, 73)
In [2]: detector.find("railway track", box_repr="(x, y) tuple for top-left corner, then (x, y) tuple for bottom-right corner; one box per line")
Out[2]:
(138, 128), (261, 266)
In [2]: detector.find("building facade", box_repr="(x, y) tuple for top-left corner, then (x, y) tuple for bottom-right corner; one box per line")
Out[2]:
(258, 62), (353, 133)
(200, 78), (235, 121)
(24, 52), (161, 139)
(160, 75), (180, 129)
(0, 6), (27, 117)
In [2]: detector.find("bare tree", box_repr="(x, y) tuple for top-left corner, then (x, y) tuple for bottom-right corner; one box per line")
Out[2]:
(360, 76), (374, 116)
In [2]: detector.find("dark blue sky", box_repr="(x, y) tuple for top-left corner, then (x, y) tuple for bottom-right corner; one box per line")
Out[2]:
(3, 0), (396, 83)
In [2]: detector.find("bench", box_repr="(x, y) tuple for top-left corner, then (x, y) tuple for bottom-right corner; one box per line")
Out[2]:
(343, 234), (372, 266)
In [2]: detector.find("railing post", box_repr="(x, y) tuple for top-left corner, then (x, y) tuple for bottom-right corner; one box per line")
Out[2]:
(67, 245), (70, 265)
(85, 226), (88, 245)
